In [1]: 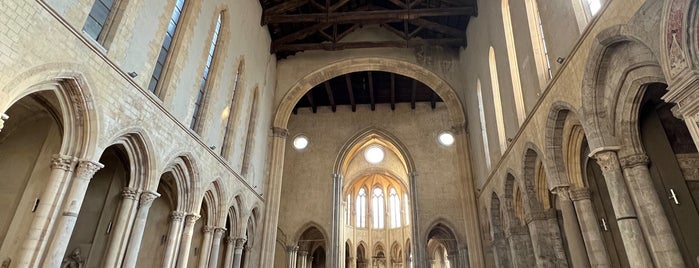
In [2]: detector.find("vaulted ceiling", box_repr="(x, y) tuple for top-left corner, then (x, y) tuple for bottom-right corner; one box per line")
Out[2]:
(293, 71), (443, 113)
(258, 0), (478, 58)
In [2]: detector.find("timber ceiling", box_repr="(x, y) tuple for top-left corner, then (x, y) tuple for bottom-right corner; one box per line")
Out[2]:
(259, 0), (478, 58)
(293, 71), (443, 113)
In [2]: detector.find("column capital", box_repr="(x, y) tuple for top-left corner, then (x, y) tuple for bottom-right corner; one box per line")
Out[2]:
(225, 237), (235, 244)
(619, 154), (649, 169)
(236, 238), (248, 249)
(285, 244), (297, 253)
(51, 154), (77, 171)
(551, 185), (571, 201)
(569, 188), (591, 201)
(202, 225), (215, 234)
(272, 127), (288, 138)
(525, 208), (555, 224)
(121, 187), (139, 200)
(213, 227), (226, 235)
(185, 214), (201, 224)
(170, 211), (186, 221)
(297, 250), (308, 257)
(590, 150), (620, 172)
(74, 160), (104, 180)
(139, 191), (160, 207)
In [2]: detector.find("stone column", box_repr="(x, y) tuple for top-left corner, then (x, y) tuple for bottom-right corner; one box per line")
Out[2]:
(619, 154), (685, 266)
(525, 209), (568, 267)
(43, 160), (103, 267)
(306, 256), (313, 268)
(176, 214), (201, 268)
(288, 246), (299, 268)
(505, 224), (536, 267)
(16, 155), (77, 267)
(0, 113), (8, 132)
(591, 150), (653, 266)
(232, 238), (248, 268)
(331, 173), (342, 267)
(259, 127), (288, 267)
(122, 191), (161, 268)
(551, 186), (589, 267)
(103, 187), (140, 267)
(222, 237), (235, 268)
(570, 188), (611, 267)
(208, 227), (226, 268)
(198, 226), (215, 268)
(163, 211), (186, 267)
(297, 250), (308, 268)
(408, 172), (424, 265)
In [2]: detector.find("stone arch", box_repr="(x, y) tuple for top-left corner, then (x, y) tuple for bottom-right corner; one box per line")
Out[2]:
(159, 154), (197, 212)
(273, 57), (466, 130)
(228, 195), (243, 236)
(581, 25), (662, 151)
(101, 130), (154, 191)
(544, 101), (581, 189)
(502, 173), (523, 228)
(390, 241), (402, 263)
(333, 127), (416, 175)
(294, 222), (329, 245)
(489, 191), (511, 267)
(0, 68), (98, 160)
(202, 180), (227, 226)
(660, 0), (699, 79)
(521, 145), (545, 212)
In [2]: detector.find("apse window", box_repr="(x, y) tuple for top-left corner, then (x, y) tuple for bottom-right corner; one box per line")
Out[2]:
(364, 145), (385, 164)
(293, 134), (309, 150)
(438, 131), (455, 146)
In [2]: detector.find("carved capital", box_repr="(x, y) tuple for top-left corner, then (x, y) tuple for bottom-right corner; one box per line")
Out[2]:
(139, 191), (160, 207)
(592, 151), (620, 173)
(185, 214), (201, 224)
(214, 227), (226, 235)
(170, 211), (186, 222)
(202, 225), (215, 234)
(569, 188), (591, 201)
(51, 154), (76, 171)
(297, 250), (308, 257)
(236, 238), (248, 249)
(619, 154), (649, 169)
(551, 186), (571, 201)
(525, 209), (554, 224)
(225, 237), (235, 244)
(74, 160), (103, 181)
(272, 127), (288, 138)
(121, 187), (139, 200)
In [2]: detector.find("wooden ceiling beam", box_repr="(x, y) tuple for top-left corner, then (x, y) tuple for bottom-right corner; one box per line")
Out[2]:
(410, 18), (463, 37)
(336, 24), (360, 41)
(265, 7), (476, 24)
(306, 91), (317, 113)
(411, 79), (417, 110)
(271, 23), (332, 51)
(390, 73), (396, 110)
(329, 0), (352, 11)
(324, 81), (336, 112)
(262, 0), (309, 24)
(387, 0), (408, 8)
(345, 74), (356, 112)
(381, 23), (407, 39)
(368, 71), (375, 111)
(274, 38), (465, 52)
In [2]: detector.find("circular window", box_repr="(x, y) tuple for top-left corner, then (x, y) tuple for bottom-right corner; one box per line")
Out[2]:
(364, 145), (385, 164)
(293, 134), (309, 150)
(438, 131), (455, 146)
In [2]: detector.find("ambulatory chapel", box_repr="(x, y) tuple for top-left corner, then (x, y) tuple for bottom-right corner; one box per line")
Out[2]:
(1, 0), (698, 267)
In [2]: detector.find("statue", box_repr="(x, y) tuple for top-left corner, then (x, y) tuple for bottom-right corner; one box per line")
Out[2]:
(61, 248), (83, 268)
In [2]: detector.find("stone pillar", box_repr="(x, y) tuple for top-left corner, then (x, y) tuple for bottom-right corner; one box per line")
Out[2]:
(525, 209), (568, 267)
(288, 246), (299, 268)
(591, 150), (653, 266)
(331, 173), (342, 267)
(222, 237), (235, 268)
(208, 227), (226, 268)
(408, 172), (423, 265)
(122, 191), (160, 268)
(176, 214), (201, 268)
(233, 238), (248, 268)
(163, 211), (186, 267)
(43, 160), (103, 267)
(306, 256), (313, 268)
(505, 225), (536, 267)
(619, 154), (685, 266)
(198, 226), (215, 268)
(103, 187), (140, 267)
(297, 250), (308, 268)
(459, 246), (470, 268)
(0, 113), (8, 132)
(16, 154), (77, 267)
(570, 188), (611, 267)
(552, 186), (589, 267)
(259, 127), (288, 267)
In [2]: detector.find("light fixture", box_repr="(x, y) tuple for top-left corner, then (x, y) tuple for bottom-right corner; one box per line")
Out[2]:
(293, 134), (309, 150)
(364, 145), (385, 164)
(438, 131), (455, 146)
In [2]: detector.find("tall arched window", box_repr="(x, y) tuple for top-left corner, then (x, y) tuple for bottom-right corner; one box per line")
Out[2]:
(372, 187), (385, 229)
(523, 0), (552, 88)
(241, 87), (259, 176)
(149, 0), (187, 93)
(389, 188), (401, 228)
(501, 0), (526, 125)
(83, 0), (119, 43)
(476, 79), (492, 169)
(221, 63), (243, 159)
(356, 188), (367, 228)
(190, 13), (222, 131)
(489, 47), (508, 154)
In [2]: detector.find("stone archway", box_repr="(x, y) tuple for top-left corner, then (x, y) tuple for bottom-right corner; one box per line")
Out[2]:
(261, 57), (483, 267)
